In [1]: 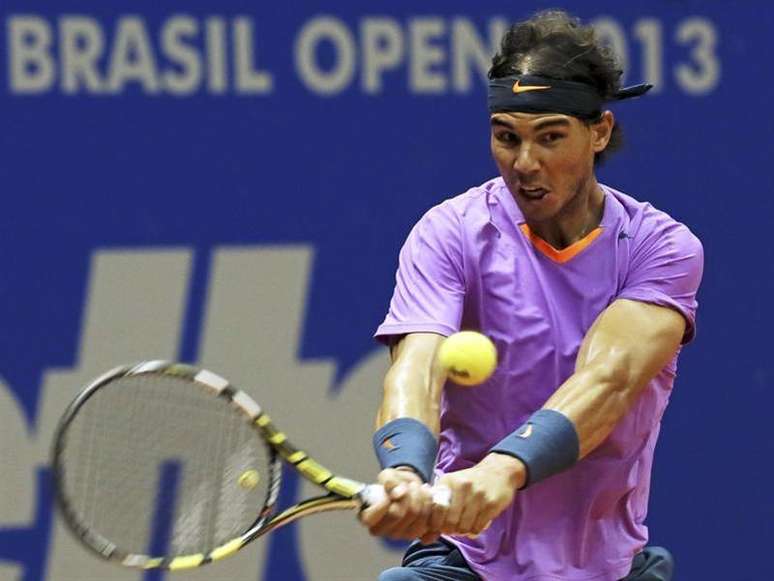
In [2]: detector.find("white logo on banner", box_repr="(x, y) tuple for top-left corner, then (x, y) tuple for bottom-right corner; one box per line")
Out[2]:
(0, 246), (398, 580)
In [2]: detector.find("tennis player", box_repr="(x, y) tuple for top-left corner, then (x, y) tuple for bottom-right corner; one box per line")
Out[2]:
(360, 10), (703, 581)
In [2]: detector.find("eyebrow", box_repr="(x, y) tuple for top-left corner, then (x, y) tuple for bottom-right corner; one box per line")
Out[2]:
(490, 117), (513, 128)
(533, 118), (571, 131)
(490, 116), (571, 131)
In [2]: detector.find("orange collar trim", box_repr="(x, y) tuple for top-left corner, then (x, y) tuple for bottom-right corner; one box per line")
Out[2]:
(519, 224), (603, 264)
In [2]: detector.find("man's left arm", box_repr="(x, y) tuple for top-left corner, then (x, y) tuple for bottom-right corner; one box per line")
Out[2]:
(429, 299), (685, 539)
(547, 220), (703, 456)
(544, 298), (685, 458)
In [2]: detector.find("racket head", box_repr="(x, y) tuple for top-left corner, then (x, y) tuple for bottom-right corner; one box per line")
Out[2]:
(52, 361), (283, 570)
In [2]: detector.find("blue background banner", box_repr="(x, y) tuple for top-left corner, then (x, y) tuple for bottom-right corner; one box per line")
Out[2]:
(1, 2), (771, 579)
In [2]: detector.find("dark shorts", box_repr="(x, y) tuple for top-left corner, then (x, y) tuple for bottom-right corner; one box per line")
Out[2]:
(378, 540), (674, 581)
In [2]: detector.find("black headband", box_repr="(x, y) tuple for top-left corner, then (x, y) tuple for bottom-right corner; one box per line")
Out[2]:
(488, 75), (653, 119)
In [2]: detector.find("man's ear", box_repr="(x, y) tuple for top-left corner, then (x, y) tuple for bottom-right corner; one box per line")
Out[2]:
(591, 110), (615, 153)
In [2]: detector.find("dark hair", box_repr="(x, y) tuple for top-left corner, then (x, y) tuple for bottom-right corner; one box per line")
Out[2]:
(489, 10), (624, 164)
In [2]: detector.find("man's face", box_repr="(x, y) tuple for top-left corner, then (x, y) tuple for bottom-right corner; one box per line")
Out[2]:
(490, 111), (612, 224)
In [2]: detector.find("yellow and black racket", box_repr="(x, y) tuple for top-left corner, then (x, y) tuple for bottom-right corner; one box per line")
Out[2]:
(51, 361), (447, 571)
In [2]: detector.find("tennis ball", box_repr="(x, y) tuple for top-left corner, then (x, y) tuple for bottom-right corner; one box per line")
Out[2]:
(238, 469), (260, 490)
(438, 331), (497, 386)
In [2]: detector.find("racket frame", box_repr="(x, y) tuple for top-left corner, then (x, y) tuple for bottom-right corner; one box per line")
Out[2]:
(52, 361), (377, 571)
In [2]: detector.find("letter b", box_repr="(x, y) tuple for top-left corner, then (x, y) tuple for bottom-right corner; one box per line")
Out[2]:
(8, 16), (55, 93)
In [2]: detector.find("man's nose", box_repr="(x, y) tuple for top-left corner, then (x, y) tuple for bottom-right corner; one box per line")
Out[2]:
(513, 144), (540, 174)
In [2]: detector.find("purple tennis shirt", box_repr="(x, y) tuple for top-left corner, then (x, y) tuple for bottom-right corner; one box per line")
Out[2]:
(375, 177), (704, 580)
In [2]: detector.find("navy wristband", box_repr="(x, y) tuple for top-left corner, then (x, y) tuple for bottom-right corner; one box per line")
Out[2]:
(373, 417), (438, 483)
(490, 409), (579, 488)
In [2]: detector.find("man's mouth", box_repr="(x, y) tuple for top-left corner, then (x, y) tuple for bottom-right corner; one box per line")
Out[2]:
(518, 186), (549, 200)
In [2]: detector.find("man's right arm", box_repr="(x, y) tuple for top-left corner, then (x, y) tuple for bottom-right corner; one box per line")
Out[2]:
(361, 332), (447, 540)
(377, 332), (447, 431)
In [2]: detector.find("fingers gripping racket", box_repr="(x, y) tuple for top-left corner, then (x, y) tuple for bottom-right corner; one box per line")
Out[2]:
(52, 361), (447, 571)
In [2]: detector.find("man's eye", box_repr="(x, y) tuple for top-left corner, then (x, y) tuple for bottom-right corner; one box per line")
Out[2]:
(541, 132), (564, 144)
(497, 132), (518, 144)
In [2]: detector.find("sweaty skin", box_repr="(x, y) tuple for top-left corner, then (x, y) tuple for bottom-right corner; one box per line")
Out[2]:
(361, 300), (684, 542)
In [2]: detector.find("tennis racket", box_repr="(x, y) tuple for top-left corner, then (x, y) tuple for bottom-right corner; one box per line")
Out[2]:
(52, 360), (450, 571)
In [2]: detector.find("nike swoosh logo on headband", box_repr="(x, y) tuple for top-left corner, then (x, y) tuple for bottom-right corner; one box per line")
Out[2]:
(512, 80), (551, 94)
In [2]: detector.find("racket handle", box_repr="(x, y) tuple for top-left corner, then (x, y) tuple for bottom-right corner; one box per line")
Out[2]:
(359, 484), (388, 507)
(359, 484), (451, 508)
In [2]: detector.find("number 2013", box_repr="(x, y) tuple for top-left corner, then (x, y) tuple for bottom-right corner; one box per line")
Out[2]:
(592, 16), (720, 95)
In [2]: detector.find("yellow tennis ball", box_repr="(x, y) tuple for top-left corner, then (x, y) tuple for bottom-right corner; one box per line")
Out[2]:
(438, 331), (497, 386)
(238, 469), (260, 490)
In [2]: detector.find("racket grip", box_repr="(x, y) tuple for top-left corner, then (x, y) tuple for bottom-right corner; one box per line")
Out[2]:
(359, 484), (388, 507)
(359, 484), (451, 508)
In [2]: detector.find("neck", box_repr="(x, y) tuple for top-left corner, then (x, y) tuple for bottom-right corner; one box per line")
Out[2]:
(528, 177), (605, 249)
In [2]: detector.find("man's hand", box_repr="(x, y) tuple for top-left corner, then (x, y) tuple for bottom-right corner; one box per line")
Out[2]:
(421, 454), (525, 544)
(359, 467), (434, 540)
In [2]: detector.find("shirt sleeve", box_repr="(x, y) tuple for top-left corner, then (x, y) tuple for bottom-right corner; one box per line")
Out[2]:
(375, 202), (466, 344)
(617, 218), (704, 343)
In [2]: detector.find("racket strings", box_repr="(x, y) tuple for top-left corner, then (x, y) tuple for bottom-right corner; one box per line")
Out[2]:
(59, 374), (272, 557)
